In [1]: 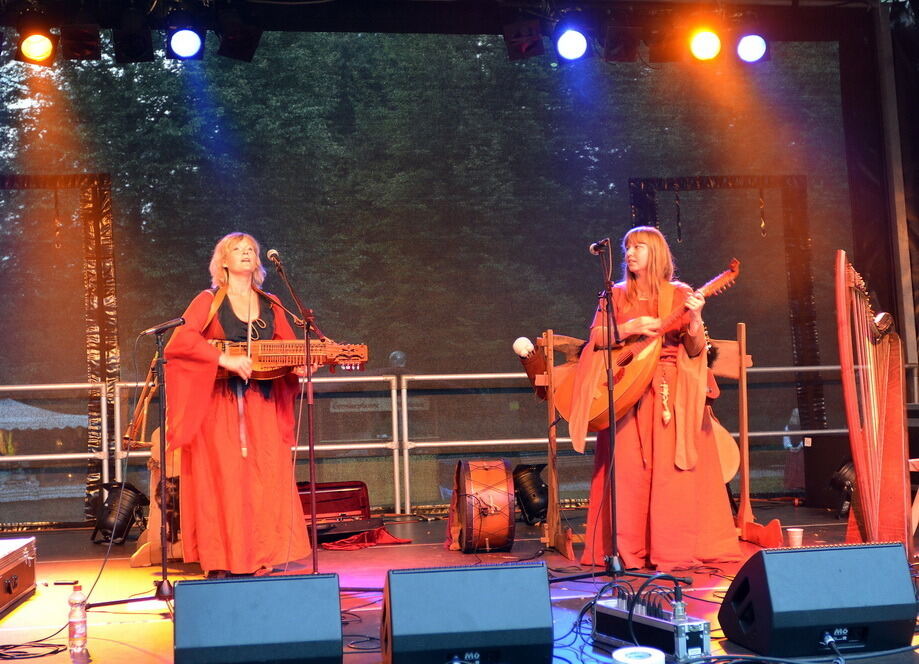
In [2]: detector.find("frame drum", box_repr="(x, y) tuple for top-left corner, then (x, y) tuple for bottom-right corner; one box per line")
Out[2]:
(452, 459), (515, 553)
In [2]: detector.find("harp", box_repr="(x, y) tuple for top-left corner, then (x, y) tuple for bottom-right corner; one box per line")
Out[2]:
(834, 250), (912, 554)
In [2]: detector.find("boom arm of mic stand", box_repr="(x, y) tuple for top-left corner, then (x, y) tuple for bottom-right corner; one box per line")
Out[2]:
(271, 263), (327, 340)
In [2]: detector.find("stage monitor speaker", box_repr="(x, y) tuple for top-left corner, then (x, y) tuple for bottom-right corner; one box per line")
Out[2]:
(718, 543), (917, 657)
(381, 561), (553, 663)
(174, 573), (342, 664)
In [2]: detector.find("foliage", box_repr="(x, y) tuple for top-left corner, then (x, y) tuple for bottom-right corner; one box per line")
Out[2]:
(0, 32), (852, 433)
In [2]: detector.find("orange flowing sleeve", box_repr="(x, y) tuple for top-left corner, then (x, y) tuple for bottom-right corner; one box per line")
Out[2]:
(569, 292), (618, 453)
(163, 291), (222, 451)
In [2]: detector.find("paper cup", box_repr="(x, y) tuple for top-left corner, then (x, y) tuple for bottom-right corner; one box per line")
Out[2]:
(786, 527), (804, 547)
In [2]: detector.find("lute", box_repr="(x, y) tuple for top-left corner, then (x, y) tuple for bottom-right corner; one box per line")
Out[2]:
(554, 259), (740, 430)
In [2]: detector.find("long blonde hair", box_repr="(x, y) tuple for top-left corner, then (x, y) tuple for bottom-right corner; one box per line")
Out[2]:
(208, 232), (267, 288)
(621, 226), (675, 304)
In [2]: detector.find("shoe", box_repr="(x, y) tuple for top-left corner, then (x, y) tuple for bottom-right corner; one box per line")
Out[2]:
(206, 570), (228, 580)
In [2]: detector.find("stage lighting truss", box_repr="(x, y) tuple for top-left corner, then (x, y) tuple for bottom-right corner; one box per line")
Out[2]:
(15, 11), (56, 66)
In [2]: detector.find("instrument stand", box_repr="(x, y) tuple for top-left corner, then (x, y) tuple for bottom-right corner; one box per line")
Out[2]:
(88, 332), (174, 610)
(536, 330), (575, 559)
(710, 324), (783, 548)
(271, 259), (323, 574)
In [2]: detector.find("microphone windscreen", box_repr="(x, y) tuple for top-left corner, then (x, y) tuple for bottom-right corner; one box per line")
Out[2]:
(512, 337), (535, 357)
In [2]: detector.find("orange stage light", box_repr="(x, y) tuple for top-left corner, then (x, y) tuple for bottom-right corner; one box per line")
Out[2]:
(21, 33), (54, 62)
(689, 28), (721, 61)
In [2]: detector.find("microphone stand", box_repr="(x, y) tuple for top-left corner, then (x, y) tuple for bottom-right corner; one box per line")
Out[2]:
(549, 241), (660, 586)
(87, 332), (174, 609)
(598, 246), (625, 577)
(269, 257), (322, 574)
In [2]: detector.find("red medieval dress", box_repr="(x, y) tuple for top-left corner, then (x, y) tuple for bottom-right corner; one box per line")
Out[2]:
(164, 289), (311, 575)
(574, 282), (741, 570)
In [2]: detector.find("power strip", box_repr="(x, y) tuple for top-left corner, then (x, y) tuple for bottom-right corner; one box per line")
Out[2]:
(592, 598), (711, 661)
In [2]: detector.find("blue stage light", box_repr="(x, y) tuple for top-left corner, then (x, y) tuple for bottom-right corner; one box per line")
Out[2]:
(555, 28), (589, 61)
(169, 28), (203, 59)
(737, 34), (768, 63)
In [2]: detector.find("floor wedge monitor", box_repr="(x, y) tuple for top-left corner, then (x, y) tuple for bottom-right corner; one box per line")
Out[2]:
(718, 543), (917, 657)
(174, 573), (342, 664)
(381, 561), (553, 663)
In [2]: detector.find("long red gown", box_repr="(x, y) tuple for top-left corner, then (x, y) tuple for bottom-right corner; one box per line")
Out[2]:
(579, 282), (741, 570)
(164, 290), (311, 575)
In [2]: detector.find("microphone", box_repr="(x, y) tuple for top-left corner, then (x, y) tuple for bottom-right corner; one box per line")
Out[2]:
(512, 337), (535, 358)
(266, 249), (282, 267)
(140, 317), (185, 336)
(588, 238), (610, 255)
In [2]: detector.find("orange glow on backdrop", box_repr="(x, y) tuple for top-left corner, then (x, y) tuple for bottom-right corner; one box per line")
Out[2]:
(10, 59), (90, 383)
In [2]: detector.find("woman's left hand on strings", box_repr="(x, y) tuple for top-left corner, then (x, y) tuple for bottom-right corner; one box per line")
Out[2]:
(685, 290), (706, 318)
(685, 290), (705, 337)
(292, 363), (323, 377)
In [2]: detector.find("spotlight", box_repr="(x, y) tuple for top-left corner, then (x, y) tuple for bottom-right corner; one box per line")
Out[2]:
(829, 460), (855, 519)
(689, 28), (722, 61)
(736, 33), (769, 63)
(91, 482), (149, 545)
(513, 464), (549, 525)
(169, 29), (204, 59)
(217, 7), (263, 62)
(603, 24), (640, 63)
(112, 7), (154, 64)
(15, 13), (56, 66)
(166, 11), (205, 60)
(553, 17), (591, 62)
(645, 26), (682, 63)
(502, 18), (545, 61)
(60, 24), (101, 60)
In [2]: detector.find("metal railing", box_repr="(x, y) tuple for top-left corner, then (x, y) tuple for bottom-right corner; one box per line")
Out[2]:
(1, 361), (917, 522)
(395, 363), (919, 513)
(112, 374), (404, 513)
(0, 383), (108, 485)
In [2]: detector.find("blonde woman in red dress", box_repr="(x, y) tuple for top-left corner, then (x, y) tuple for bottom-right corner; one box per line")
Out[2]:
(164, 232), (311, 577)
(572, 226), (740, 571)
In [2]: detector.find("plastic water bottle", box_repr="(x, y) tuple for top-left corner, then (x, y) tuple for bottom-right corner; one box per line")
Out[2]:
(67, 584), (87, 653)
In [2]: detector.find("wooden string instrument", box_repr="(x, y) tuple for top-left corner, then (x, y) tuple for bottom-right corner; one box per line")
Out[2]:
(554, 259), (740, 430)
(211, 339), (369, 379)
(835, 250), (912, 553)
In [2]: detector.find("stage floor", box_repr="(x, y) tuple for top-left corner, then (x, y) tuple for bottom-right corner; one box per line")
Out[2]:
(1, 501), (917, 663)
